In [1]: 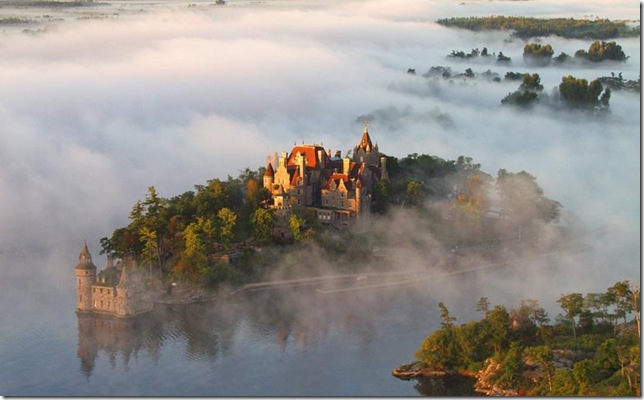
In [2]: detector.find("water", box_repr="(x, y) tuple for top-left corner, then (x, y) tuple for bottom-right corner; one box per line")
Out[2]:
(1, 271), (499, 396)
(0, 242), (636, 396)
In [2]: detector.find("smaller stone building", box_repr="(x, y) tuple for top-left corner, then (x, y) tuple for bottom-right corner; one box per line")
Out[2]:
(75, 243), (153, 318)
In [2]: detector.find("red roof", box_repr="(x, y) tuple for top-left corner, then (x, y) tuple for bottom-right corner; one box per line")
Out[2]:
(287, 145), (327, 169)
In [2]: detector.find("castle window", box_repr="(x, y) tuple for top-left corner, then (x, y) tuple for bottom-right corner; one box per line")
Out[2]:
(79, 295), (82, 302)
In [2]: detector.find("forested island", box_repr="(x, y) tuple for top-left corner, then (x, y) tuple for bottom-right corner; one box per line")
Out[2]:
(436, 16), (640, 40)
(393, 281), (640, 396)
(98, 148), (565, 295)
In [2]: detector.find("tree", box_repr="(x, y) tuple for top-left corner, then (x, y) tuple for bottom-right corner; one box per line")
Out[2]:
(486, 305), (512, 354)
(139, 226), (158, 277)
(439, 302), (456, 328)
(496, 342), (524, 388)
(558, 292), (584, 339)
(289, 213), (304, 241)
(175, 217), (214, 282)
(523, 43), (554, 65)
(405, 180), (425, 206)
(496, 169), (561, 225)
(607, 280), (638, 336)
(520, 73), (544, 92)
(525, 345), (555, 392)
(558, 75), (610, 109)
(217, 207), (237, 249)
(251, 208), (275, 243)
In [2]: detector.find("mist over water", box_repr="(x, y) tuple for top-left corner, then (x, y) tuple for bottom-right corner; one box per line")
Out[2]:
(0, 0), (639, 395)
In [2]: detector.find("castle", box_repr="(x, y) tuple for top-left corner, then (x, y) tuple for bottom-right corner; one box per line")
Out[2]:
(75, 243), (153, 317)
(263, 125), (388, 232)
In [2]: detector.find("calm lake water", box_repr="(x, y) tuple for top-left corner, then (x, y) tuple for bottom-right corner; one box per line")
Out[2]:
(0, 244), (627, 396)
(2, 266), (517, 396)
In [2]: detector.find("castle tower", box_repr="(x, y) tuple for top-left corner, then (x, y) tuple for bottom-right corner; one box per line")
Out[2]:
(355, 179), (362, 217)
(263, 161), (275, 190)
(353, 124), (380, 167)
(116, 259), (152, 317)
(75, 242), (97, 312)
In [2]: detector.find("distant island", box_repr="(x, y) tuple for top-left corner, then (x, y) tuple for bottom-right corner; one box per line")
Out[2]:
(436, 16), (640, 40)
(80, 125), (571, 316)
(393, 281), (640, 396)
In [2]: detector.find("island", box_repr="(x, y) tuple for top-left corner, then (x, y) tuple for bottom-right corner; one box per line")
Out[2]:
(392, 282), (640, 396)
(78, 124), (574, 317)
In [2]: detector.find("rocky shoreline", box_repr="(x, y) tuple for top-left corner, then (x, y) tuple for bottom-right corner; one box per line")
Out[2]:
(392, 361), (518, 396)
(393, 348), (586, 396)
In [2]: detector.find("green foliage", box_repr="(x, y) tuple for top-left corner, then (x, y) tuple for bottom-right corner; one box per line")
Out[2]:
(553, 51), (572, 64)
(520, 73), (543, 92)
(251, 207), (275, 243)
(501, 90), (538, 108)
(216, 207), (237, 248)
(523, 43), (554, 65)
(204, 260), (244, 288)
(289, 213), (304, 241)
(557, 292), (584, 339)
(494, 342), (524, 388)
(575, 40), (628, 62)
(411, 281), (640, 395)
(436, 16), (639, 40)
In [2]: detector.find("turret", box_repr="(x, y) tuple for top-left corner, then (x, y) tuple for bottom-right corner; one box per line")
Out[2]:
(263, 161), (275, 190)
(75, 242), (97, 312)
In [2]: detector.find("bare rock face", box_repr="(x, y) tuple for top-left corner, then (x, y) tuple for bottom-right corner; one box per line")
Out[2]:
(474, 360), (518, 396)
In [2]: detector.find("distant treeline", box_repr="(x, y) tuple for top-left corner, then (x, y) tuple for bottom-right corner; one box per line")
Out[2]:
(0, 1), (104, 8)
(436, 16), (640, 40)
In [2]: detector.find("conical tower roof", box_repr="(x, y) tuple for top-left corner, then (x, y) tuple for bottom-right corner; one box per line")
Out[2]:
(75, 242), (97, 270)
(264, 161), (275, 177)
(358, 126), (373, 152)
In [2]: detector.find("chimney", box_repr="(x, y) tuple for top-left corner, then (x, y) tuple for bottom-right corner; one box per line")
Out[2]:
(343, 157), (351, 176)
(380, 156), (389, 181)
(317, 149), (325, 169)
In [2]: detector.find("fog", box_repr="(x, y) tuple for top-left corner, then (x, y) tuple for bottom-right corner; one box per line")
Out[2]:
(0, 0), (639, 320)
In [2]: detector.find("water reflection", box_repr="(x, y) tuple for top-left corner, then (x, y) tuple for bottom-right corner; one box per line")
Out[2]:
(414, 376), (482, 396)
(73, 283), (474, 395)
(75, 286), (413, 379)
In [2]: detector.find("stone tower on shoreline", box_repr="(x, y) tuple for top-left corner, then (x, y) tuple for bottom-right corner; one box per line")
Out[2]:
(74, 243), (153, 317)
(75, 242), (97, 312)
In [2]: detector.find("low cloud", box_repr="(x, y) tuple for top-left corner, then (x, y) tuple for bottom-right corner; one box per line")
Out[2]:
(0, 0), (638, 312)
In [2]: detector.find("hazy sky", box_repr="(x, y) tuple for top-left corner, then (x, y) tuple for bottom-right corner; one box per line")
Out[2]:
(0, 0), (639, 303)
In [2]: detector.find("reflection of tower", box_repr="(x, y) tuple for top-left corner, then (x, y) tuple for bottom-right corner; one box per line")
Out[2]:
(75, 243), (97, 312)
(76, 314), (98, 378)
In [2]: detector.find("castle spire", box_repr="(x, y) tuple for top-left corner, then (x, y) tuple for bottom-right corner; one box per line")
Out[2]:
(76, 242), (97, 270)
(359, 121), (373, 152)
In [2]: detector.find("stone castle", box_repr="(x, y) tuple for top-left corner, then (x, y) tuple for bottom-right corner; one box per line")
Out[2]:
(75, 243), (153, 317)
(75, 126), (387, 313)
(263, 125), (388, 233)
